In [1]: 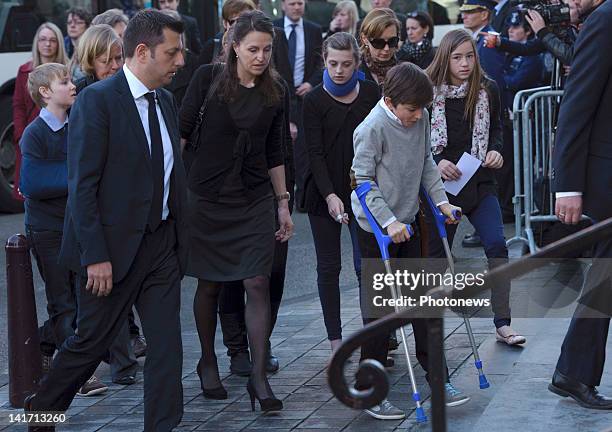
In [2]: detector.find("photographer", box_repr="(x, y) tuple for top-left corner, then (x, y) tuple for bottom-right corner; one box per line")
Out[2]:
(484, 0), (605, 65)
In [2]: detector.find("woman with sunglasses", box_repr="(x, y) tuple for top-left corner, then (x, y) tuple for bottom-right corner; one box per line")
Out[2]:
(397, 11), (436, 69)
(425, 30), (526, 346)
(302, 32), (379, 356)
(358, 8), (401, 87)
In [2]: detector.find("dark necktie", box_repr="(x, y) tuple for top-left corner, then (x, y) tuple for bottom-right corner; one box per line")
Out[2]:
(144, 91), (164, 232)
(288, 23), (297, 72)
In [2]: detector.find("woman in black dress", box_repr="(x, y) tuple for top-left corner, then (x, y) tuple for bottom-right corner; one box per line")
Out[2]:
(303, 32), (379, 355)
(397, 11), (436, 69)
(179, 10), (293, 412)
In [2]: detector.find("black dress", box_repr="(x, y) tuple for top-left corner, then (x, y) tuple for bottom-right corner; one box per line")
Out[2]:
(179, 65), (288, 282)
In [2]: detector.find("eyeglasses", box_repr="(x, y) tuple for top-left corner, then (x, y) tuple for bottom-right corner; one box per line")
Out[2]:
(368, 36), (399, 49)
(67, 19), (86, 26)
(228, 18), (237, 25)
(38, 37), (58, 44)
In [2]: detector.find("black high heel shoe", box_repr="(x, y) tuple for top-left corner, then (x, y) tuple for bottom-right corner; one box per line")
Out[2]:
(246, 378), (283, 412)
(197, 359), (228, 400)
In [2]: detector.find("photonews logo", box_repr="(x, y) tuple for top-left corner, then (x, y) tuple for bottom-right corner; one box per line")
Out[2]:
(372, 269), (486, 291)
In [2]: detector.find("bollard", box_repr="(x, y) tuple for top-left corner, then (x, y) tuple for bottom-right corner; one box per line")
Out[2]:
(6, 234), (41, 408)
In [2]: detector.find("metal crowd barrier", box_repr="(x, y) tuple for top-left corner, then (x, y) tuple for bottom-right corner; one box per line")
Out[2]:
(506, 87), (590, 254)
(328, 217), (612, 432)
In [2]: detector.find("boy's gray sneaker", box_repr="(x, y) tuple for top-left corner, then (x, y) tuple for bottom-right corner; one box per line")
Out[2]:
(364, 399), (406, 420)
(445, 382), (470, 407)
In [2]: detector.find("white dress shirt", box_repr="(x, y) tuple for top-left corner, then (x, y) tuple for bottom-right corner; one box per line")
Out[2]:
(123, 64), (174, 220)
(284, 15), (305, 88)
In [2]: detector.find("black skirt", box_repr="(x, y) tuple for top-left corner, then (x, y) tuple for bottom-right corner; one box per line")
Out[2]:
(186, 190), (275, 282)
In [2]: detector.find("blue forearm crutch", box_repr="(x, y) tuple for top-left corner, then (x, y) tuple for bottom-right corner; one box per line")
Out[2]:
(355, 182), (427, 423)
(421, 187), (490, 390)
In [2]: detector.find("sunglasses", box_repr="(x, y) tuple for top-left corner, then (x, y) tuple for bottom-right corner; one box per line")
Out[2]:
(368, 36), (400, 49)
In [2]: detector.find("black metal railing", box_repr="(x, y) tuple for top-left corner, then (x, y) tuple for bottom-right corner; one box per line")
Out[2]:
(328, 217), (612, 431)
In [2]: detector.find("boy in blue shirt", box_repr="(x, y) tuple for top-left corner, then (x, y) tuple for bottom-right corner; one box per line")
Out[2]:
(20, 63), (136, 396)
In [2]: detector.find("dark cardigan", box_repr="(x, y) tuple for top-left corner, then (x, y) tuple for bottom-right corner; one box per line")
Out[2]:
(432, 78), (504, 213)
(302, 80), (380, 215)
(179, 64), (291, 202)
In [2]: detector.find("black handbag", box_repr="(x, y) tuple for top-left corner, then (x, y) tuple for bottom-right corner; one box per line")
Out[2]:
(187, 64), (223, 153)
(183, 65), (222, 173)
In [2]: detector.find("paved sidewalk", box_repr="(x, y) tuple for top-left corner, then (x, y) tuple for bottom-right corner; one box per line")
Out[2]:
(1, 280), (611, 431)
(1, 219), (611, 431)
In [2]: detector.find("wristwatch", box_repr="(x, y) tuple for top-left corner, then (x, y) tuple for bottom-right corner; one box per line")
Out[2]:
(276, 192), (291, 202)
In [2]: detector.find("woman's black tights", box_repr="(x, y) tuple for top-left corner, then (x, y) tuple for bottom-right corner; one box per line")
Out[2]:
(194, 275), (274, 398)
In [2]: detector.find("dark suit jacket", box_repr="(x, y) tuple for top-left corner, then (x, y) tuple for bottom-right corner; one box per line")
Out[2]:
(491, 0), (513, 35)
(181, 13), (202, 55)
(552, 0), (612, 222)
(477, 24), (508, 111)
(60, 70), (189, 282)
(273, 18), (323, 96)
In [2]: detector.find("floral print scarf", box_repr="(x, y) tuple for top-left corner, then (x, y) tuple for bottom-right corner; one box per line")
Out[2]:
(430, 82), (490, 162)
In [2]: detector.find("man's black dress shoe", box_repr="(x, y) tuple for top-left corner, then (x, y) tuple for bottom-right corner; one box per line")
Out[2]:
(23, 394), (56, 431)
(230, 351), (252, 377)
(113, 375), (136, 385)
(549, 370), (612, 410)
(266, 350), (279, 373)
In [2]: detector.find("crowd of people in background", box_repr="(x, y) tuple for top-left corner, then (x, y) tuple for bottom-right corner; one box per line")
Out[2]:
(13, 0), (611, 429)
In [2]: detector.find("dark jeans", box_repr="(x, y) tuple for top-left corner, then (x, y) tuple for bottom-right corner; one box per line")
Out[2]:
(308, 213), (361, 341)
(556, 236), (612, 386)
(27, 228), (137, 380)
(424, 193), (512, 328)
(32, 221), (183, 431)
(355, 224), (449, 388)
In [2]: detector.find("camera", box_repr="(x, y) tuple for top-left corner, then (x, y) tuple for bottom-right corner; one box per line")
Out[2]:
(510, 0), (571, 27)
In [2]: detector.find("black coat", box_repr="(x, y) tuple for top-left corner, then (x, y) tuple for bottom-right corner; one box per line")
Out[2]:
(272, 18), (324, 96)
(302, 80), (380, 215)
(181, 13), (202, 55)
(60, 70), (189, 281)
(552, 0), (612, 221)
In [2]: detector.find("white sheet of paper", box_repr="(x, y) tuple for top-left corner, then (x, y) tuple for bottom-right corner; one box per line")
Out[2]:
(443, 152), (482, 196)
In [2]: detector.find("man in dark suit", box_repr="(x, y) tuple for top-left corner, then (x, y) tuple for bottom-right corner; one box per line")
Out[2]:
(25, 10), (189, 431)
(158, 0), (203, 54)
(549, 0), (612, 410)
(273, 0), (323, 210)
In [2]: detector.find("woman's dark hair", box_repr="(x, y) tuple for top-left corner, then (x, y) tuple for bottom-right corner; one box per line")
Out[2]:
(323, 32), (360, 66)
(406, 11), (434, 40)
(384, 62), (433, 108)
(123, 9), (184, 58)
(218, 10), (281, 106)
(67, 8), (93, 26)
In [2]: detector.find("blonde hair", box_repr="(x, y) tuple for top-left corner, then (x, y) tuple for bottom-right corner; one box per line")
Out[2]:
(32, 23), (68, 67)
(27, 63), (69, 107)
(426, 29), (485, 125)
(76, 24), (123, 77)
(359, 8), (400, 47)
(333, 1), (360, 36)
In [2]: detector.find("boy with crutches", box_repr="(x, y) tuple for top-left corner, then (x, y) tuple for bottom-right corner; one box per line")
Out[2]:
(351, 63), (470, 420)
